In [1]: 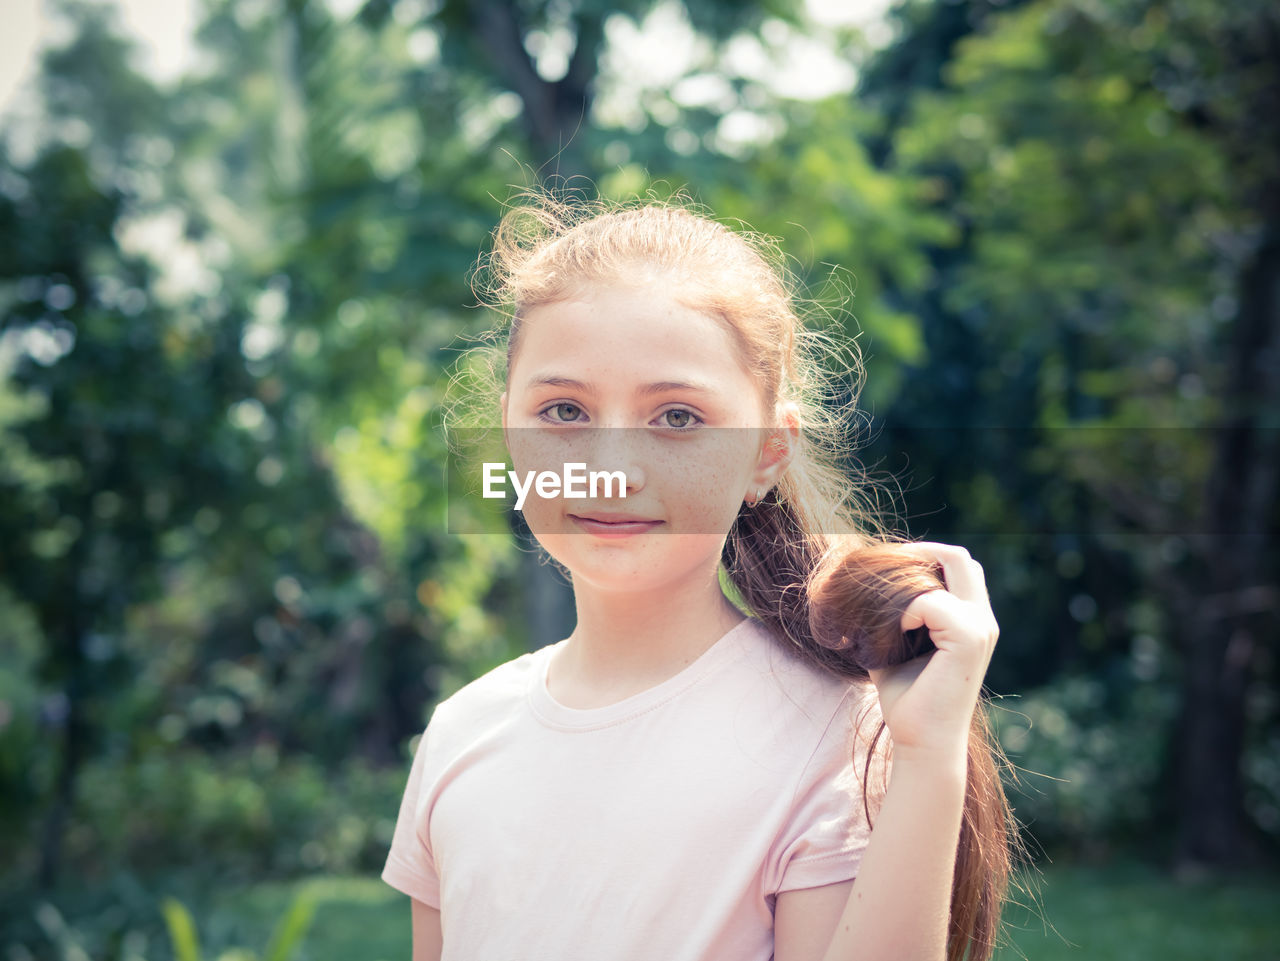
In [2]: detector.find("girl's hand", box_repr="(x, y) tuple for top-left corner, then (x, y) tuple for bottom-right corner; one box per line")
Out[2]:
(868, 542), (999, 766)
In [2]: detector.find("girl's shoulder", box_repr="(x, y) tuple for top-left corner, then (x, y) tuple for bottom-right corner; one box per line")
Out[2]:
(735, 617), (877, 730)
(427, 644), (552, 733)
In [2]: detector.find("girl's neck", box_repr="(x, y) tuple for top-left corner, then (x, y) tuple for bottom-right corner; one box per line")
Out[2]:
(549, 570), (746, 709)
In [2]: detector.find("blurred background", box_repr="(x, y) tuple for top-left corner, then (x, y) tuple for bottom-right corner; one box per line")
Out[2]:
(1, 0), (1277, 958)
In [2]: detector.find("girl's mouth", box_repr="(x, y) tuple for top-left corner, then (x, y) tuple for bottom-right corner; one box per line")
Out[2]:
(568, 514), (664, 537)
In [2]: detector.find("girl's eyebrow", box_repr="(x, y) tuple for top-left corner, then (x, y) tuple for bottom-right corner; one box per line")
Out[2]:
(524, 375), (595, 393)
(523, 375), (718, 397)
(637, 380), (717, 398)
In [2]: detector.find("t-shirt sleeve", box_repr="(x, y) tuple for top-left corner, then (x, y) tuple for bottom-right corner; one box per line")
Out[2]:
(765, 683), (891, 896)
(381, 708), (444, 908)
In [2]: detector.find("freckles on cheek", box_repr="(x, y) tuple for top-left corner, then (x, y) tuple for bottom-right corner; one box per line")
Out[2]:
(663, 451), (739, 502)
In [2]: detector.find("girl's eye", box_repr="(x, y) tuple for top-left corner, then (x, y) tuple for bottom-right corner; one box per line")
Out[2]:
(545, 403), (584, 423)
(659, 408), (700, 430)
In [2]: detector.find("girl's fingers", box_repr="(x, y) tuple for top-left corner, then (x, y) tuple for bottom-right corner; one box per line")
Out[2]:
(872, 544), (1001, 752)
(906, 541), (989, 604)
(899, 589), (1000, 656)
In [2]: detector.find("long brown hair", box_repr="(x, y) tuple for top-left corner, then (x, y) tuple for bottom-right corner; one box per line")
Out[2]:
(807, 542), (1016, 961)
(473, 190), (1019, 961)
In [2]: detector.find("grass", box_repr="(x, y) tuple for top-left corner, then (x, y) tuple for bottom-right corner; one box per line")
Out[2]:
(207, 860), (1280, 961)
(994, 859), (1280, 961)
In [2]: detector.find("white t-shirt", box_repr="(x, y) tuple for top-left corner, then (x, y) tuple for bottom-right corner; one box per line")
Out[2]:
(382, 616), (889, 961)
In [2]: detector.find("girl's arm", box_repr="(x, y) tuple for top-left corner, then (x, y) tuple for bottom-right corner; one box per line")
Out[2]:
(776, 543), (996, 961)
(827, 752), (966, 961)
(411, 899), (443, 961)
(775, 754), (965, 961)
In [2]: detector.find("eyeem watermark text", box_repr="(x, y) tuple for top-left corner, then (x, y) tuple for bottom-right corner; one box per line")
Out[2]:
(483, 462), (627, 511)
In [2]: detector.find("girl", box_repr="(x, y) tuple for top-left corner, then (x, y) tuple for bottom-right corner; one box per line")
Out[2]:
(382, 196), (1015, 961)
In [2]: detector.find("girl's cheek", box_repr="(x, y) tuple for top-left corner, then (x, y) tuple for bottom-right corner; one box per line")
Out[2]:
(507, 426), (587, 478)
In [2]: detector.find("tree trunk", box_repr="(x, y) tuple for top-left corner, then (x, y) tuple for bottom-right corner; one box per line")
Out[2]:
(1174, 220), (1280, 869)
(470, 0), (602, 182)
(470, 0), (603, 647)
(37, 626), (86, 890)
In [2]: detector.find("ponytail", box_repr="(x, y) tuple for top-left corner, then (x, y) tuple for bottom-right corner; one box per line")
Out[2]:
(724, 500), (1016, 961)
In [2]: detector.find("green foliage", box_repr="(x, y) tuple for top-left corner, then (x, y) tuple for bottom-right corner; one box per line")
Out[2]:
(0, 0), (523, 895)
(994, 673), (1179, 852)
(2, 755), (376, 958)
(160, 900), (200, 961)
(160, 891), (315, 961)
(1, 0), (1276, 923)
(12, 888), (316, 961)
(875, 0), (1280, 865)
(32, 748), (407, 882)
(259, 893), (315, 961)
(209, 877), (407, 961)
(896, 0), (1236, 389)
(706, 96), (958, 410)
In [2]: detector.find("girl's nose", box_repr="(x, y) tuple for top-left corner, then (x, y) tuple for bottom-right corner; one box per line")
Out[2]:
(582, 426), (647, 495)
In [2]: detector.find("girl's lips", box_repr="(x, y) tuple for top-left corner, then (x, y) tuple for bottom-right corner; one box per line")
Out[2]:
(569, 514), (664, 537)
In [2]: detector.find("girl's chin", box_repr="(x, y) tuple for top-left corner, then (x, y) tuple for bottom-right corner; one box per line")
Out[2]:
(567, 572), (706, 598)
(537, 545), (728, 593)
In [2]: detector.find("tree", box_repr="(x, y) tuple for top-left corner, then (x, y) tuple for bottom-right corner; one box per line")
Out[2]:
(878, 0), (1280, 867)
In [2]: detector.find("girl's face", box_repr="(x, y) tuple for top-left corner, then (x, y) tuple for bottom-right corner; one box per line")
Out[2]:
(500, 280), (794, 595)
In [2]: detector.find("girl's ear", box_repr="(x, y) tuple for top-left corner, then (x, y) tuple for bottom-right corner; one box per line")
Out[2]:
(751, 401), (800, 491)
(500, 391), (508, 431)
